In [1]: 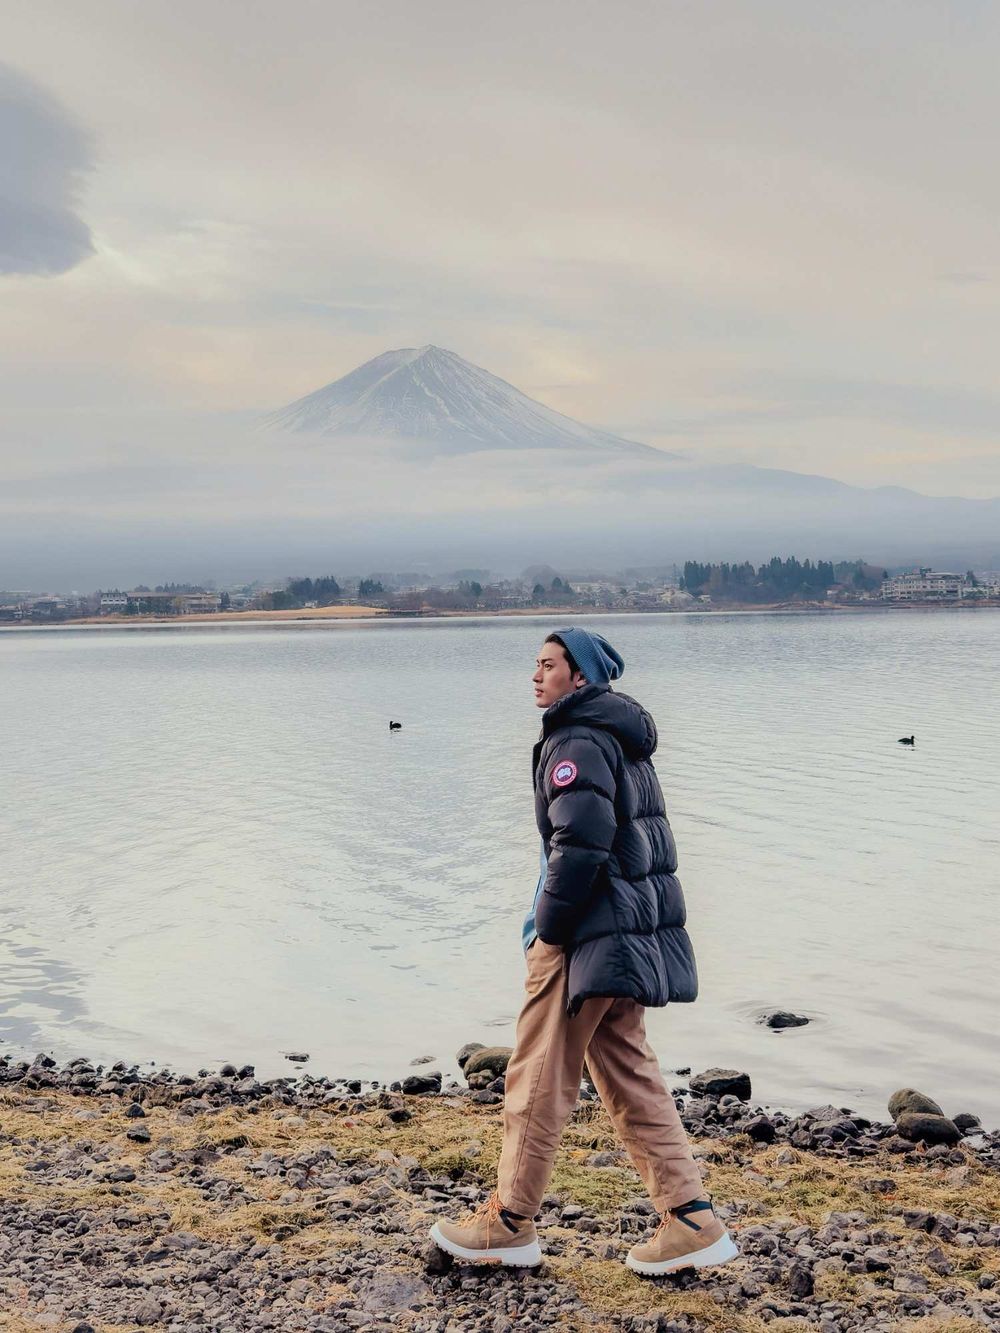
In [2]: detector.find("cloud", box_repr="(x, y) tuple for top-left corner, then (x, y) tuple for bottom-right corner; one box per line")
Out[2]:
(0, 63), (94, 276)
(3, 2), (1000, 505)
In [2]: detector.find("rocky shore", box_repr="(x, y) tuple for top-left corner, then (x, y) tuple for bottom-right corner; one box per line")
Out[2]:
(1, 1047), (998, 1333)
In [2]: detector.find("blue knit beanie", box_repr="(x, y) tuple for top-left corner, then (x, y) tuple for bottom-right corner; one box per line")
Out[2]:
(551, 626), (625, 686)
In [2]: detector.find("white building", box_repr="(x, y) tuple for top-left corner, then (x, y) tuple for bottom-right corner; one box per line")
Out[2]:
(180, 592), (222, 613)
(100, 591), (129, 613)
(881, 570), (967, 601)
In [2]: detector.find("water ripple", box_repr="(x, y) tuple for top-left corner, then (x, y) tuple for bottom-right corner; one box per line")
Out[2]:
(2, 612), (998, 1124)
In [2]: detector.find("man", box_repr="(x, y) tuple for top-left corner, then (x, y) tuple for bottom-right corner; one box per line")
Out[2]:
(430, 627), (739, 1276)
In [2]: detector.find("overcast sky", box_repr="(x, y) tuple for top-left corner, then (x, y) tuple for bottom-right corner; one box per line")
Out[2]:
(3, 0), (1000, 513)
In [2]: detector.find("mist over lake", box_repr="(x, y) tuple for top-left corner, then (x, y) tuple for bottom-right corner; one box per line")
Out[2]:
(2, 610), (998, 1127)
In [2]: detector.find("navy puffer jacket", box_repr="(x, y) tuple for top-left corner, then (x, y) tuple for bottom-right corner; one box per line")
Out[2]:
(532, 683), (698, 1017)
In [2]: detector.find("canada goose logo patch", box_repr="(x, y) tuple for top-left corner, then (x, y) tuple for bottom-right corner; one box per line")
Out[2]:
(551, 760), (578, 788)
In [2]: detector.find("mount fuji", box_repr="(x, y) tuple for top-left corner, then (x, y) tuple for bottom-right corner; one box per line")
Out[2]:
(265, 344), (672, 458)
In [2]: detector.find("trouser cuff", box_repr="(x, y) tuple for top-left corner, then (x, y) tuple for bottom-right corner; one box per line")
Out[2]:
(652, 1179), (708, 1215)
(498, 1191), (538, 1219)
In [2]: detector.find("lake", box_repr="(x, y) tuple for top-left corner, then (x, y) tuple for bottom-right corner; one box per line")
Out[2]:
(2, 610), (998, 1128)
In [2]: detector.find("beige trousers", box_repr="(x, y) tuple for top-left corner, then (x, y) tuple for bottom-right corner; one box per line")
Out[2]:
(496, 937), (704, 1218)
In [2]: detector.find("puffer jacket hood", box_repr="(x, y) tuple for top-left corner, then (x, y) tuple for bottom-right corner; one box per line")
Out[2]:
(531, 683), (697, 1016)
(540, 684), (657, 761)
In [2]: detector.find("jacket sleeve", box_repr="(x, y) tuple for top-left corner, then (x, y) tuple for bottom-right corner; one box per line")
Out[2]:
(534, 734), (618, 946)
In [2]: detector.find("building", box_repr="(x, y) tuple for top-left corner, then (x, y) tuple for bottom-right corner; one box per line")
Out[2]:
(658, 587), (695, 607)
(100, 590), (129, 614)
(120, 590), (222, 614)
(178, 593), (222, 613)
(881, 570), (967, 601)
(27, 598), (64, 618)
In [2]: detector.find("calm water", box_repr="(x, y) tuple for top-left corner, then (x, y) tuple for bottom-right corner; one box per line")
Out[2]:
(2, 612), (998, 1128)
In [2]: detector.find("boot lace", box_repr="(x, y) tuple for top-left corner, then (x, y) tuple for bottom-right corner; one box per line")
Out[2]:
(471, 1191), (506, 1246)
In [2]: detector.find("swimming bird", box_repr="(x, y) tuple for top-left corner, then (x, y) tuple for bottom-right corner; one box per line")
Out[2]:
(389, 720), (402, 731)
(898, 735), (915, 745)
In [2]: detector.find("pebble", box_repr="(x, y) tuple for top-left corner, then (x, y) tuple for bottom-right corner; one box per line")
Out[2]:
(1, 1049), (998, 1333)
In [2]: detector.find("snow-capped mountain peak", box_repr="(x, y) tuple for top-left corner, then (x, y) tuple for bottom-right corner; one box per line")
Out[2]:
(265, 345), (670, 457)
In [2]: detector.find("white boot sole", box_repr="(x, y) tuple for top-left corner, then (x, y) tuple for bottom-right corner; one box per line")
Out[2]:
(625, 1230), (740, 1276)
(429, 1221), (542, 1267)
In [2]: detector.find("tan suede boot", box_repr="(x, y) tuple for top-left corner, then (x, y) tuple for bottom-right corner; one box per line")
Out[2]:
(430, 1191), (542, 1267)
(625, 1195), (739, 1275)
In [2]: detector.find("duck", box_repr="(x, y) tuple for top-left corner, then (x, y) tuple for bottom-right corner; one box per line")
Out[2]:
(897, 734), (915, 745)
(389, 720), (402, 731)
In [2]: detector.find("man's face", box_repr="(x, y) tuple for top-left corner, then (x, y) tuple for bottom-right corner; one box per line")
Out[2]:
(532, 641), (586, 709)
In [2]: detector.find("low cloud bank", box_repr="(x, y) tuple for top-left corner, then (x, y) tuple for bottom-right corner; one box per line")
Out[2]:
(2, 414), (998, 588)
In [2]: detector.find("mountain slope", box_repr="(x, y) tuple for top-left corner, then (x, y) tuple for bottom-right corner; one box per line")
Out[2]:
(265, 345), (672, 457)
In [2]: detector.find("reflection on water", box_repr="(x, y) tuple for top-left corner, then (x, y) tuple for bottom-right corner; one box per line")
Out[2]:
(0, 929), (88, 1049)
(2, 611), (998, 1126)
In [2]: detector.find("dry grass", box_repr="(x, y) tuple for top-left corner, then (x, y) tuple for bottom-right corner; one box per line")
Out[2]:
(2, 1085), (999, 1328)
(889, 1318), (990, 1333)
(548, 1257), (772, 1331)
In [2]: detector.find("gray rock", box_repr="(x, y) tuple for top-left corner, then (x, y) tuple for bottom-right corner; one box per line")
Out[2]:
(953, 1111), (981, 1133)
(802, 1103), (844, 1122)
(689, 1067), (752, 1100)
(886, 1134), (917, 1153)
(104, 1166), (136, 1182)
(455, 1042), (486, 1070)
(463, 1046), (513, 1081)
(764, 1011), (810, 1029)
(422, 1239), (453, 1274)
(788, 1261), (814, 1297)
(589, 1150), (625, 1167)
(895, 1112), (961, 1145)
(888, 1087), (944, 1120)
(359, 1271), (430, 1312)
(859, 1177), (897, 1195)
(133, 1294), (164, 1324)
(925, 1245), (953, 1276)
(742, 1114), (776, 1142)
(401, 1072), (441, 1095)
(893, 1271), (930, 1293)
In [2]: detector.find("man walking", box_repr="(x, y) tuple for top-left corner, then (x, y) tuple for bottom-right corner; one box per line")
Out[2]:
(430, 627), (738, 1276)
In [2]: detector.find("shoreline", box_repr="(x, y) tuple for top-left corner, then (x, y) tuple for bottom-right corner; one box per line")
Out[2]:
(2, 1051), (998, 1332)
(3, 599), (999, 633)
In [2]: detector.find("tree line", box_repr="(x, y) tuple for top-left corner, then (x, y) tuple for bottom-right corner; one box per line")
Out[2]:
(263, 574), (386, 610)
(680, 556), (885, 601)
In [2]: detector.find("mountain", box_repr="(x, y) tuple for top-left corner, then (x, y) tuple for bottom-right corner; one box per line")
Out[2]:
(265, 344), (672, 457)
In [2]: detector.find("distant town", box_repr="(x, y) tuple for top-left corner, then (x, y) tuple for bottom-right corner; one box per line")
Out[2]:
(3, 557), (1000, 626)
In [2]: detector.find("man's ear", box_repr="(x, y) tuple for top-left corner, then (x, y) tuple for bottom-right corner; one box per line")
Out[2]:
(575, 674), (587, 689)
